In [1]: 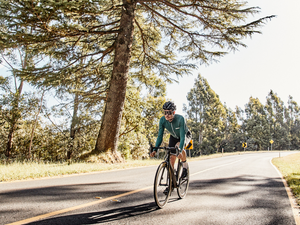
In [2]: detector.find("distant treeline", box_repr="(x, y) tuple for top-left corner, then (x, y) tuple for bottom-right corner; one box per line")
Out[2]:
(1, 72), (299, 162)
(185, 74), (300, 156)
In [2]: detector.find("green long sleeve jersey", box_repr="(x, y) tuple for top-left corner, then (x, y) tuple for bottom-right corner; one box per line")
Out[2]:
(155, 114), (188, 151)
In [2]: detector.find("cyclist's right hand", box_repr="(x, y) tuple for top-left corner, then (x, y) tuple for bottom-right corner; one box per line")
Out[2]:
(150, 151), (156, 157)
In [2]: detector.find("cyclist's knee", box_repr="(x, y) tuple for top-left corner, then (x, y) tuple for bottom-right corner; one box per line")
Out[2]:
(170, 155), (176, 166)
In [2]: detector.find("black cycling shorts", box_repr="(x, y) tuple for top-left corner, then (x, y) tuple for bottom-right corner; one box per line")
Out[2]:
(169, 135), (180, 148)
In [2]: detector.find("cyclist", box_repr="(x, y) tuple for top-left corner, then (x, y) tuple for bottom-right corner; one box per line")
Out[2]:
(150, 101), (191, 178)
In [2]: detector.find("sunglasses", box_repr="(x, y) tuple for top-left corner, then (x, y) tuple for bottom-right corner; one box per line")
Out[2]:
(164, 111), (173, 115)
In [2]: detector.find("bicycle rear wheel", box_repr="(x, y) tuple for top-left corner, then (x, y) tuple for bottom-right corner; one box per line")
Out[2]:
(154, 162), (171, 208)
(177, 164), (190, 199)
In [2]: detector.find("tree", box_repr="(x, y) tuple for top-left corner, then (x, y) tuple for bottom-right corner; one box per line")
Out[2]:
(243, 97), (269, 150)
(286, 96), (300, 149)
(222, 106), (241, 152)
(28, 88), (45, 158)
(0, 47), (36, 158)
(49, 63), (107, 160)
(0, 75), (43, 159)
(185, 74), (226, 155)
(265, 90), (289, 150)
(0, 0), (274, 159)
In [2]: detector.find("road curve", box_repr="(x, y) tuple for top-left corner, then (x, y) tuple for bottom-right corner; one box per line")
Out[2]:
(0, 151), (298, 225)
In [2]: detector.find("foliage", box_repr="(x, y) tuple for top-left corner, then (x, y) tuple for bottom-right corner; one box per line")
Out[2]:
(118, 77), (167, 159)
(0, 0), (275, 157)
(185, 74), (227, 155)
(243, 97), (270, 150)
(0, 75), (41, 156)
(0, 0), (272, 79)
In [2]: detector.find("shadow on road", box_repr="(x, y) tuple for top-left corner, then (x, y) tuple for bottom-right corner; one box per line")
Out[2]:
(0, 181), (127, 203)
(186, 175), (295, 225)
(27, 202), (158, 225)
(2, 174), (296, 225)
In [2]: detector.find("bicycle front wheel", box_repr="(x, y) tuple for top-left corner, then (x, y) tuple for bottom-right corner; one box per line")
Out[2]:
(177, 164), (190, 199)
(154, 162), (171, 208)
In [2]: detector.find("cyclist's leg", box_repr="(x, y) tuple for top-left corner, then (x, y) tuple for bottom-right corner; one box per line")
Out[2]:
(180, 150), (188, 178)
(169, 135), (180, 168)
(170, 155), (176, 169)
(182, 132), (191, 171)
(181, 149), (187, 161)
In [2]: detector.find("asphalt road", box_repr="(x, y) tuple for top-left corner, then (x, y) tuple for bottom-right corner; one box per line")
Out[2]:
(0, 152), (298, 225)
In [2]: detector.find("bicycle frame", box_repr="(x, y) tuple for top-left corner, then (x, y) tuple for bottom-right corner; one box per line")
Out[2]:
(154, 146), (181, 189)
(152, 145), (190, 208)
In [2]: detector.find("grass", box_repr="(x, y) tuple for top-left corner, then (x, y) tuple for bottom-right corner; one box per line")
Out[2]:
(272, 152), (300, 205)
(0, 151), (246, 182)
(0, 159), (161, 182)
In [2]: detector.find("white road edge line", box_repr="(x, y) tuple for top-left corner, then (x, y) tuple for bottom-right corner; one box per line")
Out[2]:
(270, 158), (300, 225)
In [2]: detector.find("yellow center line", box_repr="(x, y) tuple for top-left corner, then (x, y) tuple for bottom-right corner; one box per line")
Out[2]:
(6, 186), (152, 225)
(7, 158), (244, 225)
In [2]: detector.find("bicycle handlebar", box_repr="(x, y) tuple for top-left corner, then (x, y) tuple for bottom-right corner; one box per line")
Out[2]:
(150, 144), (179, 155)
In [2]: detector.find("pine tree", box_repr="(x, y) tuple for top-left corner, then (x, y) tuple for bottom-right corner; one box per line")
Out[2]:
(186, 74), (226, 155)
(0, 0), (274, 159)
(243, 97), (270, 150)
(286, 96), (300, 149)
(222, 106), (241, 152)
(265, 90), (289, 150)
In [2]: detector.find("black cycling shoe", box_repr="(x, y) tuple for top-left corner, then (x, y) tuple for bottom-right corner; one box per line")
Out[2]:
(163, 187), (169, 195)
(181, 168), (188, 179)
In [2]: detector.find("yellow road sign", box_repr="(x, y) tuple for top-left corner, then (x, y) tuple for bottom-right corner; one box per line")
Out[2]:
(242, 142), (247, 148)
(270, 140), (274, 144)
(185, 140), (193, 150)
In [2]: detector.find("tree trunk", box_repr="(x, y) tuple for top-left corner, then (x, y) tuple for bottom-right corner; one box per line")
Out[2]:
(6, 128), (15, 158)
(6, 79), (24, 158)
(5, 48), (27, 158)
(68, 92), (79, 159)
(28, 89), (45, 159)
(92, 0), (136, 158)
(198, 128), (203, 144)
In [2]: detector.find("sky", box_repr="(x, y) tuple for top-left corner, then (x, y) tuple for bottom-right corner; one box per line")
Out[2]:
(167, 0), (300, 115)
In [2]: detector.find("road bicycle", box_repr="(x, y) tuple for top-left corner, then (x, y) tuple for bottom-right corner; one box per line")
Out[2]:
(150, 145), (190, 208)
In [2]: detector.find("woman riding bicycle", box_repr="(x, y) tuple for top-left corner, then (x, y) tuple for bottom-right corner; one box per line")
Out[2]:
(150, 101), (191, 178)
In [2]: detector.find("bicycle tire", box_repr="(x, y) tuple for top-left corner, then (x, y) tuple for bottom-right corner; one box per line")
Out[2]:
(177, 164), (190, 199)
(154, 162), (172, 208)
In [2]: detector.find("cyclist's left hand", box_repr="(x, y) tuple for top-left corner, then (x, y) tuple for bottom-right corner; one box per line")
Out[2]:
(150, 151), (157, 157)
